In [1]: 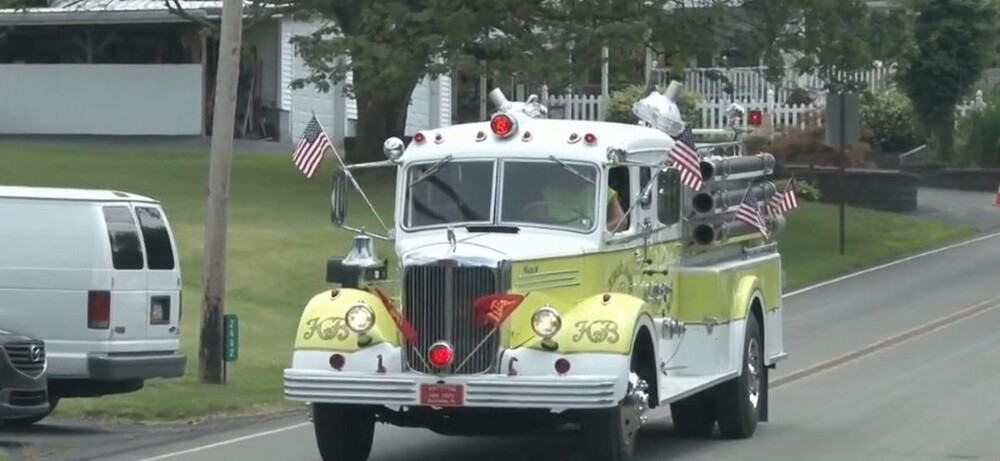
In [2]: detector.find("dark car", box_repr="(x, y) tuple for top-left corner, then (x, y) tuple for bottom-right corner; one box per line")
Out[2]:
(0, 328), (50, 426)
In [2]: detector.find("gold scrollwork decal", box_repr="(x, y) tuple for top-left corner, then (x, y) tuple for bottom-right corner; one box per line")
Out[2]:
(303, 316), (351, 341)
(572, 320), (620, 344)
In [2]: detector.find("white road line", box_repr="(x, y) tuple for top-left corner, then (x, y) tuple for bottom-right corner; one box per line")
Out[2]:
(137, 229), (1000, 460)
(783, 229), (1000, 298)
(135, 423), (311, 461)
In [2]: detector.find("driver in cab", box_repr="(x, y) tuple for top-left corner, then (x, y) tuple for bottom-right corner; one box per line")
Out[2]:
(517, 167), (629, 233)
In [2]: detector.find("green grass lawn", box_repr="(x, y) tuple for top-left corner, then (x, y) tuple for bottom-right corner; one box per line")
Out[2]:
(0, 142), (977, 422)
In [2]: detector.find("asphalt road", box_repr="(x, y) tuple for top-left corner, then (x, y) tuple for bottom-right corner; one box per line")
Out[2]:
(5, 227), (996, 461)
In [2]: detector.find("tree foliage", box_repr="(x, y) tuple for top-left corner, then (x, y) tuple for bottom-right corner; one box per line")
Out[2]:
(288, 0), (663, 162)
(897, 0), (997, 161)
(653, 0), (911, 93)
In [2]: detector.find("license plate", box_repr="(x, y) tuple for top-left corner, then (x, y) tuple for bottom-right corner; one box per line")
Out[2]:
(419, 383), (464, 407)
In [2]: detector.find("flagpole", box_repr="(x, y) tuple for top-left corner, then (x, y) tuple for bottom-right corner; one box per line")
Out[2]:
(311, 112), (392, 235)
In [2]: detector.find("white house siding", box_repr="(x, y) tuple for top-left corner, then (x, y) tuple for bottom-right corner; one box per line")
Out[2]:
(0, 64), (202, 135)
(278, 19), (452, 141)
(281, 19), (337, 140)
(244, 20), (280, 108)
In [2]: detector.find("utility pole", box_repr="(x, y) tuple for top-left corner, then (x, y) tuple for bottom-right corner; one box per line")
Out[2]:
(199, 0), (243, 384)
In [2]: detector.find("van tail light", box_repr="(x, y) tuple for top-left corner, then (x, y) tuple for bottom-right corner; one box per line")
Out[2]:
(88, 290), (111, 329)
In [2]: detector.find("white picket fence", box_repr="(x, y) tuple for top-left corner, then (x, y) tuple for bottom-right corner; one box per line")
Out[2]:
(541, 90), (988, 131)
(666, 64), (898, 103)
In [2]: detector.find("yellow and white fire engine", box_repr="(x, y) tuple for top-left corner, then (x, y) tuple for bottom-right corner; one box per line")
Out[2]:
(283, 80), (788, 461)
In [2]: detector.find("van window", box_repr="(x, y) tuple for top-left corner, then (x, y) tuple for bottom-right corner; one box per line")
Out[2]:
(135, 206), (176, 270)
(102, 206), (144, 270)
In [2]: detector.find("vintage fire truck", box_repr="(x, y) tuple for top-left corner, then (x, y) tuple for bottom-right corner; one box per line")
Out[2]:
(283, 81), (788, 461)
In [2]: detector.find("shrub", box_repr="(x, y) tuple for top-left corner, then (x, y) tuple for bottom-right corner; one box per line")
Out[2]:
(955, 89), (1000, 168)
(605, 83), (704, 128)
(605, 84), (647, 124)
(768, 126), (876, 168)
(743, 135), (772, 155)
(784, 87), (814, 106)
(860, 88), (923, 153)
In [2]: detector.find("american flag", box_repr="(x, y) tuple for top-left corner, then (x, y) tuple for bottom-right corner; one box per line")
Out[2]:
(767, 177), (800, 216)
(292, 115), (333, 179)
(736, 188), (769, 239)
(668, 132), (703, 191)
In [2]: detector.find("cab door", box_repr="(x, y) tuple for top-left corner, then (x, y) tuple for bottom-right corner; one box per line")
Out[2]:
(132, 204), (182, 352)
(643, 167), (686, 368)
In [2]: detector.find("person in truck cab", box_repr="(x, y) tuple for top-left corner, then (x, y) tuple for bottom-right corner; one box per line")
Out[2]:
(514, 165), (628, 232)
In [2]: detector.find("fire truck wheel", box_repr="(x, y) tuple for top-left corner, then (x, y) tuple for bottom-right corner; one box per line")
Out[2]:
(312, 403), (376, 461)
(669, 392), (716, 437)
(581, 357), (650, 461)
(715, 313), (763, 439)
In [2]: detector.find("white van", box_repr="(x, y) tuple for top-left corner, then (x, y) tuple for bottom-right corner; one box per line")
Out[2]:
(0, 186), (186, 411)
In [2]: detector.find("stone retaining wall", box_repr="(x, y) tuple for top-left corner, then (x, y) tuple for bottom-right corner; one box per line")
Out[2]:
(779, 164), (920, 212)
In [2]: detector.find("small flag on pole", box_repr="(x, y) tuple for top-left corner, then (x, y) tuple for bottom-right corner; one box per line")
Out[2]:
(767, 176), (800, 216)
(668, 135), (703, 191)
(292, 115), (333, 179)
(736, 187), (769, 239)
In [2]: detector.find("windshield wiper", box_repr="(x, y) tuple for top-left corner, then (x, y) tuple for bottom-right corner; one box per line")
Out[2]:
(548, 155), (595, 185)
(408, 155), (454, 187)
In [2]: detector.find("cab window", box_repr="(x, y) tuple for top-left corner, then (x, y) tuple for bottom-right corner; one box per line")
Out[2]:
(607, 166), (632, 233)
(657, 168), (681, 226)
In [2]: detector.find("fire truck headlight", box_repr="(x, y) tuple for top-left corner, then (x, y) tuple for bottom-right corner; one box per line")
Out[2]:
(346, 304), (375, 334)
(531, 306), (562, 338)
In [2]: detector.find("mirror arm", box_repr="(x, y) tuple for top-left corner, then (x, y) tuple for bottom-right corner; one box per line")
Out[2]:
(342, 225), (392, 241)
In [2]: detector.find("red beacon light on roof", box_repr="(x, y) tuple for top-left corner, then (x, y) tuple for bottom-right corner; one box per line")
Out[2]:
(583, 133), (597, 145)
(747, 110), (763, 126)
(490, 113), (517, 138)
(413, 132), (426, 144)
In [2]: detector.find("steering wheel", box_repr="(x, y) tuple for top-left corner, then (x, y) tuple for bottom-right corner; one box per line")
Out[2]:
(520, 201), (591, 225)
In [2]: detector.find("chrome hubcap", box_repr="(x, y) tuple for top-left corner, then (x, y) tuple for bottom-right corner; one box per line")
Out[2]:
(747, 337), (761, 409)
(621, 372), (650, 447)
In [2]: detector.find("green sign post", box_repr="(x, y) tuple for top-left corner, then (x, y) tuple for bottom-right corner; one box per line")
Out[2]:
(224, 314), (239, 363)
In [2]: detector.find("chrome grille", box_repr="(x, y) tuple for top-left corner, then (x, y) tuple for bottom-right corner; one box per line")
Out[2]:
(2, 341), (46, 376)
(403, 263), (501, 374)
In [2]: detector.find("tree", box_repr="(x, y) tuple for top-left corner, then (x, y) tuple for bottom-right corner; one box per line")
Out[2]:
(650, 0), (908, 94)
(288, 0), (664, 163)
(897, 0), (996, 161)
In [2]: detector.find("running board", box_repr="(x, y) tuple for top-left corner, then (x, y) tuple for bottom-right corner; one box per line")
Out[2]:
(656, 371), (739, 406)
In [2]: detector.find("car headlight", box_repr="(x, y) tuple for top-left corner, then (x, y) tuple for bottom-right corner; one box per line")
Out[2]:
(531, 306), (562, 338)
(345, 304), (375, 334)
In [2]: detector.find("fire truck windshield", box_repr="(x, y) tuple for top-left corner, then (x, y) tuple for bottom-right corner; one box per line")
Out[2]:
(402, 158), (600, 232)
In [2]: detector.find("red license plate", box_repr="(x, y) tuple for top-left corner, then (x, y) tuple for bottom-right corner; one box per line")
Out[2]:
(419, 383), (464, 407)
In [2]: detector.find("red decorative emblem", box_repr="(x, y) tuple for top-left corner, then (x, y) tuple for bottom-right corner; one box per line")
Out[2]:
(472, 294), (526, 328)
(371, 287), (418, 344)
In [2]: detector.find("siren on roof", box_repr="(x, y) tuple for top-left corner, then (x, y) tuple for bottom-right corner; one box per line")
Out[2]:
(632, 80), (686, 137)
(488, 88), (548, 120)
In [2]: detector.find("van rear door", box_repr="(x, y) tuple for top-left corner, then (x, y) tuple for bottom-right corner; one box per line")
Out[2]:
(132, 204), (181, 351)
(100, 205), (150, 353)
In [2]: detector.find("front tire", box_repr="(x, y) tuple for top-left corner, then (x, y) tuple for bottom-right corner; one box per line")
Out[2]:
(670, 391), (716, 437)
(715, 313), (764, 439)
(312, 403), (376, 461)
(581, 361), (650, 461)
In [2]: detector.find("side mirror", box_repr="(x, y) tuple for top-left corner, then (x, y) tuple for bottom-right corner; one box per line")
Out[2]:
(330, 169), (348, 226)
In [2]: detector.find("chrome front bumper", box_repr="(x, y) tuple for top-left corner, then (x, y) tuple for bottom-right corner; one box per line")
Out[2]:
(283, 369), (624, 410)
